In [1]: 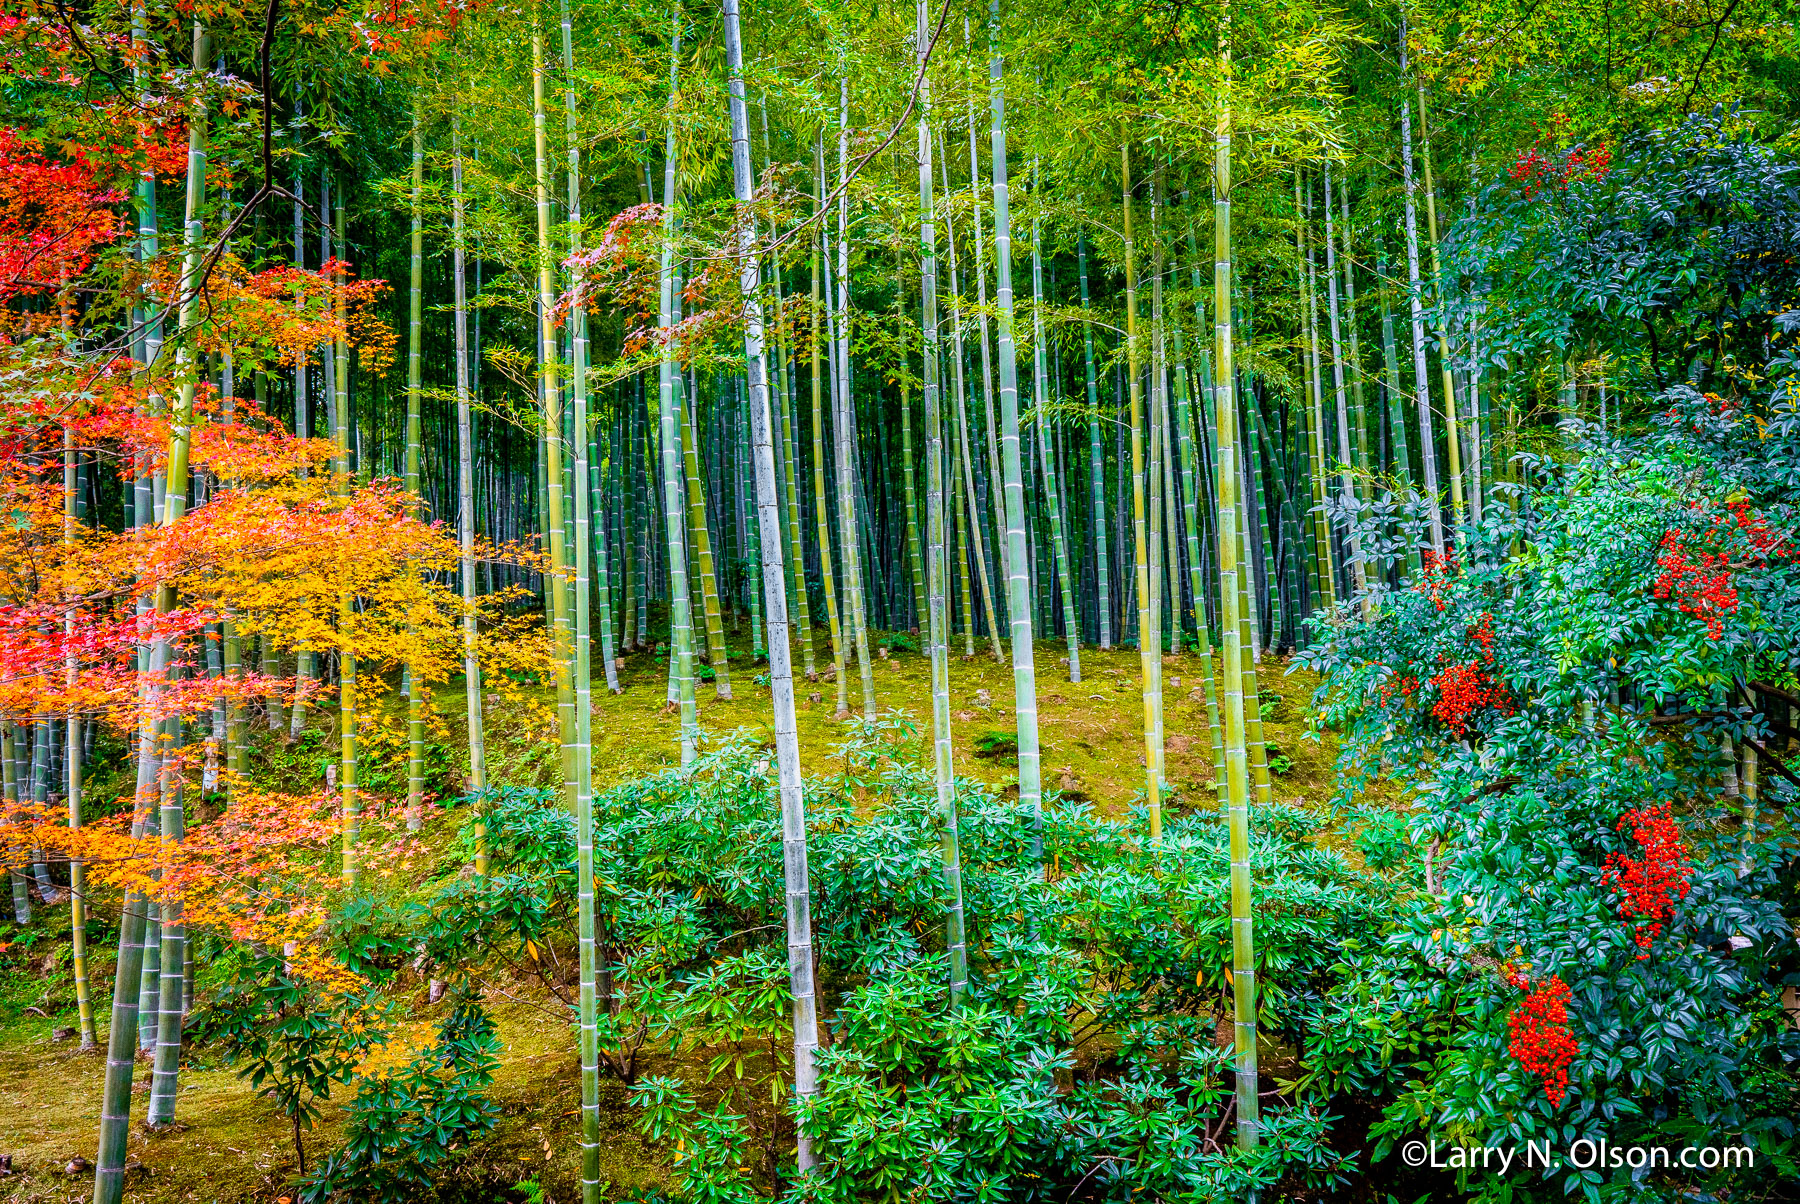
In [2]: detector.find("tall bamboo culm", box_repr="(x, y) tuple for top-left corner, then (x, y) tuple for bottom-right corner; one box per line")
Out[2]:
(988, 0), (1042, 856)
(559, 3), (601, 1194)
(916, 6), (968, 1004)
(450, 115), (488, 873)
(1121, 143), (1160, 841)
(720, 0), (820, 1165)
(93, 18), (167, 1199)
(1213, 0), (1260, 1149)
(404, 105), (425, 832)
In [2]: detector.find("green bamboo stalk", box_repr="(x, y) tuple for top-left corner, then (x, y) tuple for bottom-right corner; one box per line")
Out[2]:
(1171, 321), (1226, 803)
(1078, 232), (1110, 650)
(1236, 476), (1275, 807)
(559, 8), (600, 1193)
(990, 0), (1042, 851)
(405, 103), (425, 833)
(1214, 1), (1259, 1147)
(769, 250), (817, 678)
(333, 186), (359, 890)
(1240, 300), (1278, 648)
(3, 724), (25, 922)
(901, 274), (928, 637)
(63, 423), (95, 1048)
(591, 439), (619, 691)
(1322, 161), (1367, 600)
(532, 15), (576, 824)
(1122, 143), (1160, 840)
(1397, 12), (1444, 551)
(810, 139), (846, 707)
(1148, 167), (1170, 798)
(1031, 196), (1080, 683)
(657, 22), (696, 763)
(1417, 84), (1464, 534)
(288, 170), (314, 740)
(833, 75), (876, 721)
(721, 2), (821, 1163)
(682, 390), (732, 698)
(138, 26), (209, 1145)
(941, 127), (1004, 664)
(966, 42), (1007, 610)
(1338, 179), (1370, 500)
(451, 115), (488, 872)
(915, 23), (968, 1002)
(620, 404), (640, 653)
(952, 385), (976, 657)
(1299, 170), (1336, 608)
(1374, 235), (1421, 577)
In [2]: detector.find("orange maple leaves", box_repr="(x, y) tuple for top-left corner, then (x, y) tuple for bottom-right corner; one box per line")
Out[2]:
(2, 788), (403, 988)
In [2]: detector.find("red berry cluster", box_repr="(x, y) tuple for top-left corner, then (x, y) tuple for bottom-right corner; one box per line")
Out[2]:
(1467, 612), (1497, 660)
(1378, 673), (1421, 706)
(1426, 612), (1508, 736)
(1430, 662), (1499, 736)
(1651, 500), (1793, 639)
(1726, 500), (1789, 559)
(1509, 142), (1612, 199)
(1414, 548), (1459, 612)
(1601, 803), (1693, 957)
(1504, 972), (1579, 1107)
(1651, 532), (1736, 638)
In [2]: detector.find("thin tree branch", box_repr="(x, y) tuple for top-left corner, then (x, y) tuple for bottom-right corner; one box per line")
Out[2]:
(758, 0), (953, 259)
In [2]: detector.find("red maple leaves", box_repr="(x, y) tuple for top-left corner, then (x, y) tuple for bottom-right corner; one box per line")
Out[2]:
(0, 128), (123, 302)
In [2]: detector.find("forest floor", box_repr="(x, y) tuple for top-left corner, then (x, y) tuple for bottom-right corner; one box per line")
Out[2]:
(0, 634), (1341, 1204)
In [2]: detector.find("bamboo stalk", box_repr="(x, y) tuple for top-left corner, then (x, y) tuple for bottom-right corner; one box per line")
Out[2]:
(657, 22), (696, 762)
(1213, 1), (1260, 1146)
(1122, 143), (1160, 840)
(405, 102), (425, 833)
(450, 114), (488, 871)
(1398, 12), (1445, 552)
(721, 0), (820, 1163)
(989, 0), (1042, 852)
(915, 23), (968, 1003)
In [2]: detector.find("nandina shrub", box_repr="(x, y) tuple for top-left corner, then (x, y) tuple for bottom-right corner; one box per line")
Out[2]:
(1301, 378), (1800, 1199)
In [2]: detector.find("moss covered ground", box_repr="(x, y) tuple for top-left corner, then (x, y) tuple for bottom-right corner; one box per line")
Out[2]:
(0, 636), (1337, 1203)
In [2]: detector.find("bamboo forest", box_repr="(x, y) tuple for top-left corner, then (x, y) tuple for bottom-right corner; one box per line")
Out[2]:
(1, 0), (1798, 1198)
